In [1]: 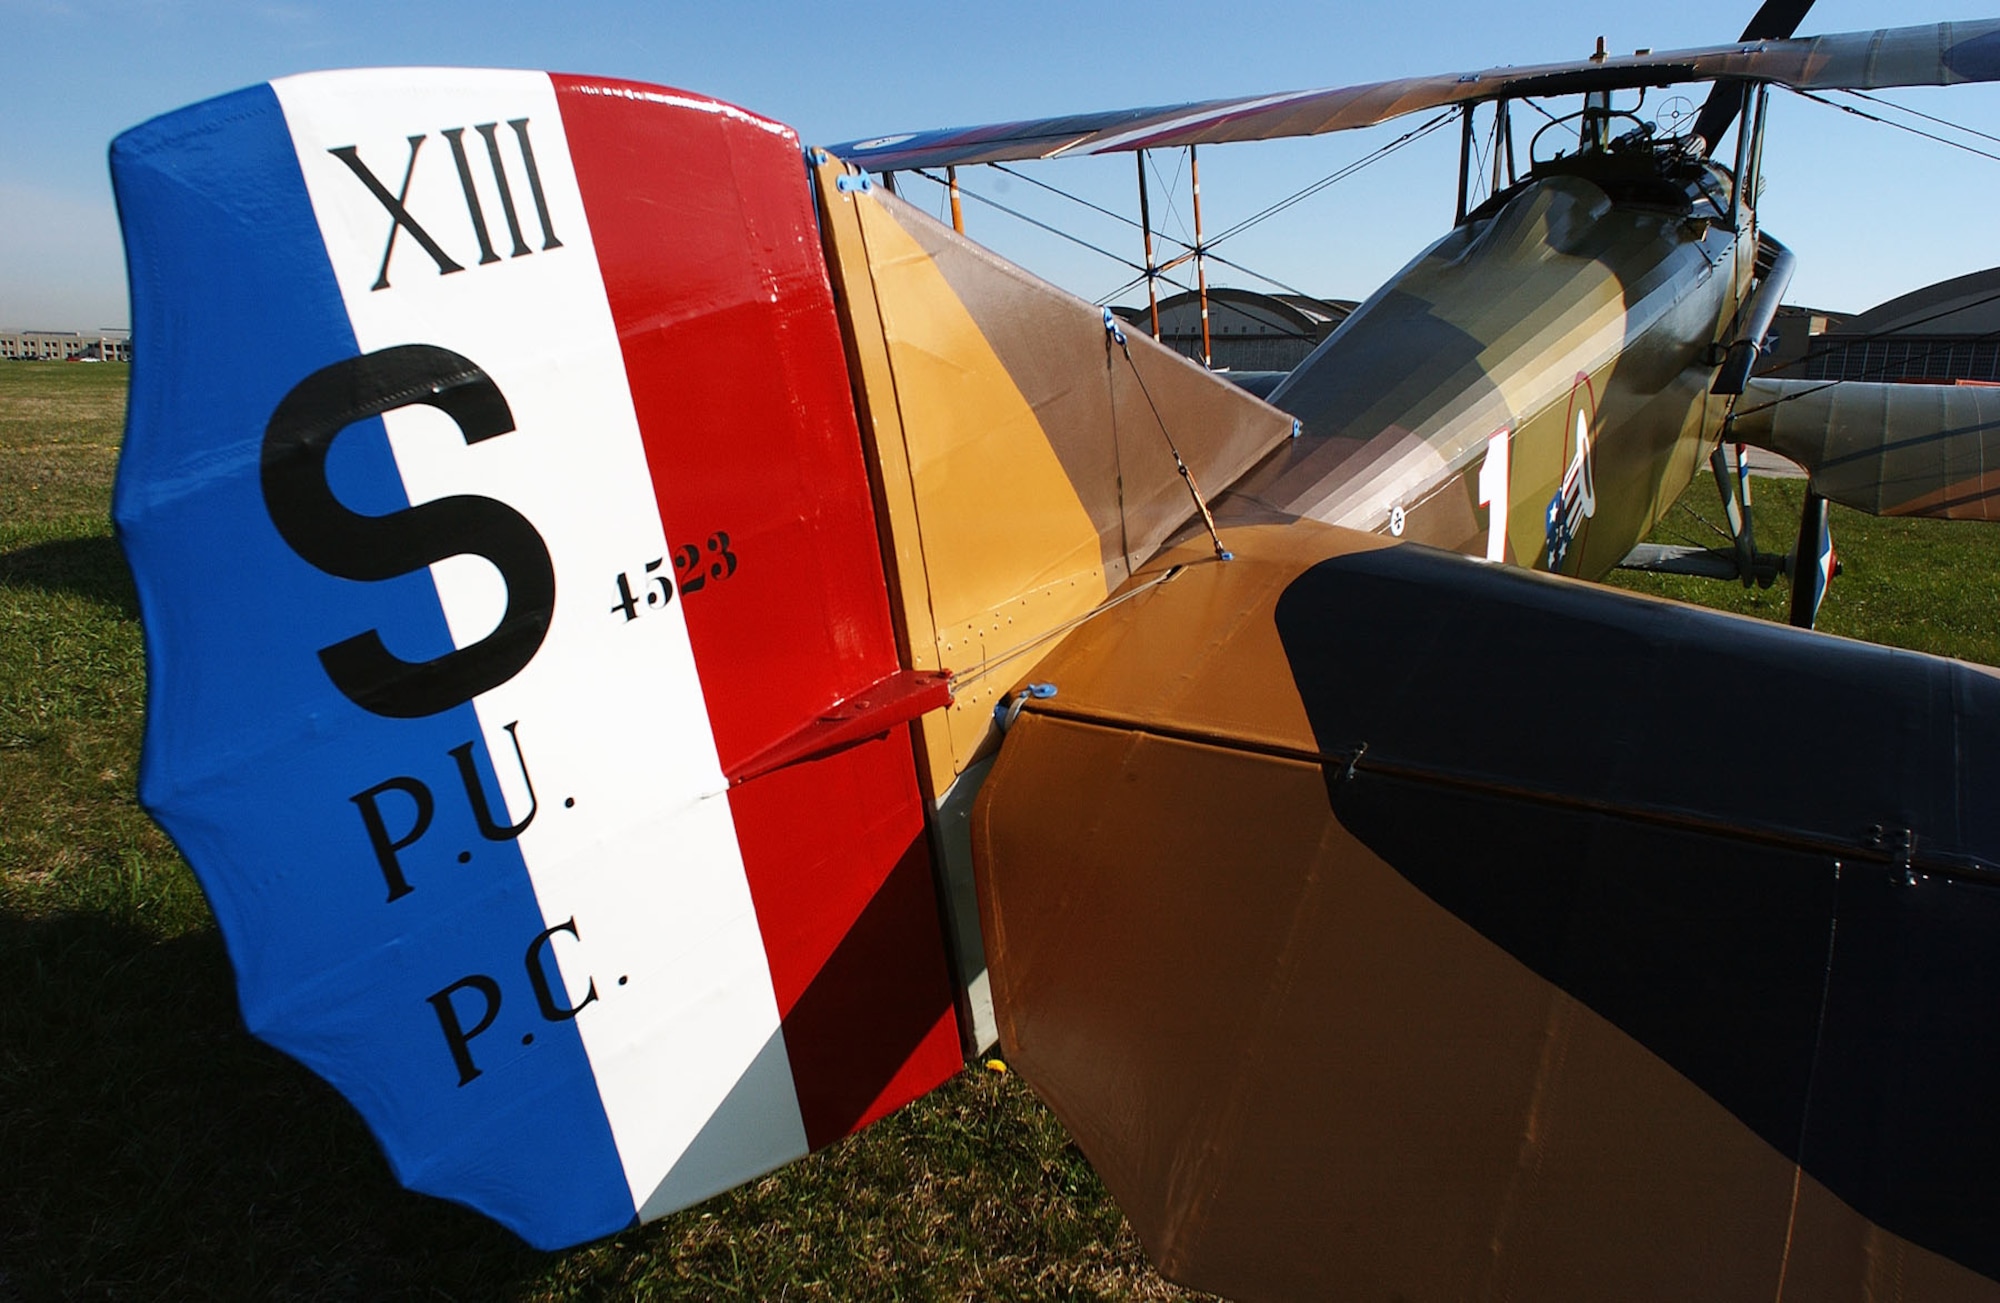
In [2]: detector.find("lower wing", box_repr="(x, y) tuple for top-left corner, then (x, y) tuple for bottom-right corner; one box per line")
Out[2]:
(1732, 376), (2000, 519)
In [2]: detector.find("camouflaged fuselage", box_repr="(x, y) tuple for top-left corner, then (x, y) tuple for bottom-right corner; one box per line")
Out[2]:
(1224, 152), (1753, 579)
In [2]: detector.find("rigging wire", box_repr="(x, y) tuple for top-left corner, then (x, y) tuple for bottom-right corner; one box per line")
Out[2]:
(979, 159), (1317, 295)
(1520, 96), (1562, 124)
(1092, 271), (1176, 308)
(1720, 83), (2000, 415)
(897, 107), (1452, 316)
(1165, 246), (1320, 297)
(1091, 244), (1322, 304)
(1787, 86), (2000, 166)
(936, 125), (1429, 303)
(1836, 87), (2000, 151)
(1666, 496), (1739, 550)
(1205, 108), (1457, 248)
(984, 158), (1328, 295)
(1105, 312), (1232, 562)
(984, 157), (1322, 298)
(903, 166), (1172, 281)
(1467, 111), (1493, 208)
(908, 162), (1200, 299)
(1729, 310), (2000, 420)
(1152, 149), (1192, 246)
(989, 162), (1148, 234)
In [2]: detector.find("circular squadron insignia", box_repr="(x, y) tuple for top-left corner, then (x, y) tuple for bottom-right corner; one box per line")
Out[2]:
(1543, 407), (1597, 572)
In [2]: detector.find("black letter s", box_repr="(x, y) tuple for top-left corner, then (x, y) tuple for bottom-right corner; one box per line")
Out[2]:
(262, 345), (555, 718)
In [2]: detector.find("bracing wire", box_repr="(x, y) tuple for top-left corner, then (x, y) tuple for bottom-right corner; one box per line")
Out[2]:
(1730, 305), (2000, 419)
(1092, 245), (1321, 305)
(989, 162), (1149, 234)
(1835, 87), (2000, 151)
(1104, 313), (1232, 561)
(984, 161), (1328, 295)
(1468, 114), (1493, 208)
(1204, 108), (1457, 248)
(984, 159), (1321, 298)
(1788, 86), (2000, 166)
(903, 167), (1210, 303)
(926, 130), (1425, 304)
(898, 104), (1451, 316)
(1153, 149), (1192, 245)
(1520, 96), (1562, 125)
(1672, 496), (1739, 547)
(981, 161), (1310, 295)
(1091, 271), (1167, 306)
(905, 167), (1159, 277)
(1717, 87), (2000, 417)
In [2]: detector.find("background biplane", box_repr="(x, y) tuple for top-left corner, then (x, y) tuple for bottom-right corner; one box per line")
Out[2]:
(101, 3), (2000, 1297)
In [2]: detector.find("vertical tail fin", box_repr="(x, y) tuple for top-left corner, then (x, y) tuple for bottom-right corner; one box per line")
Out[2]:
(811, 159), (1294, 1045)
(112, 69), (960, 1249)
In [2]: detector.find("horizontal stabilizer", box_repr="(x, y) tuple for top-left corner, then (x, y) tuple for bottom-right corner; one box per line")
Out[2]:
(978, 521), (2000, 1299)
(830, 19), (2000, 171)
(1732, 377), (2000, 519)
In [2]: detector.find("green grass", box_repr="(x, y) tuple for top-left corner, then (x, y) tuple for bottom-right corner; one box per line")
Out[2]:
(1605, 471), (2000, 663)
(7, 360), (1998, 1300)
(0, 363), (1197, 1301)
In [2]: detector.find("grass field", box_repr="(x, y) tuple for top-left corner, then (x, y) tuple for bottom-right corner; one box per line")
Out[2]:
(0, 363), (1196, 1302)
(3, 362), (1996, 1299)
(1605, 469), (2000, 664)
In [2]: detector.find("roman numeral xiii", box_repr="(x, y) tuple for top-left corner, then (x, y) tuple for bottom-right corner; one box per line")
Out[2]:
(329, 118), (564, 292)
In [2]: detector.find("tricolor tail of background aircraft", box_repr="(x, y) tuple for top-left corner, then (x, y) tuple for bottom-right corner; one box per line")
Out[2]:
(109, 68), (1286, 1249)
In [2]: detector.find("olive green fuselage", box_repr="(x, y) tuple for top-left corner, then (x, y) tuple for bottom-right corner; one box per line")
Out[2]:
(1224, 152), (1755, 580)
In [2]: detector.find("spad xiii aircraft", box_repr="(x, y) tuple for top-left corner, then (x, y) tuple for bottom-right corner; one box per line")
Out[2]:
(108, 1), (2000, 1297)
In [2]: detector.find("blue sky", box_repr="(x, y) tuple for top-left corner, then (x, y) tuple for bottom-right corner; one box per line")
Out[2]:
(5, 0), (1998, 330)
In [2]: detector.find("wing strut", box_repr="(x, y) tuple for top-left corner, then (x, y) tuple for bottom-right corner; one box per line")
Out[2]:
(1455, 104), (1474, 224)
(1136, 152), (1161, 339)
(1190, 145), (1213, 368)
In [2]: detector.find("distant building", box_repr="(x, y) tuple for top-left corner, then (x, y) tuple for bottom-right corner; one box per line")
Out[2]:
(1113, 288), (1354, 372)
(1756, 304), (1847, 377)
(1760, 266), (2000, 384)
(1, 329), (132, 362)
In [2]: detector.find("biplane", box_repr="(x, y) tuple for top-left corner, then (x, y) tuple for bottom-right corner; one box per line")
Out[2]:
(106, 1), (2000, 1297)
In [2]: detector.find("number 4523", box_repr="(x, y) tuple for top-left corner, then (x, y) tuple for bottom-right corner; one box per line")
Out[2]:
(610, 531), (737, 622)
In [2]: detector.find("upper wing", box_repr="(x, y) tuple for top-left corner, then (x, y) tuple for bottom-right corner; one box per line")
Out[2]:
(1731, 378), (2000, 519)
(829, 17), (2000, 172)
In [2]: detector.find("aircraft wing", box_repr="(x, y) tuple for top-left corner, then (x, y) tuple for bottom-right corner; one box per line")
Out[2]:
(1731, 377), (2000, 518)
(829, 17), (2000, 172)
(978, 520), (2000, 1299)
